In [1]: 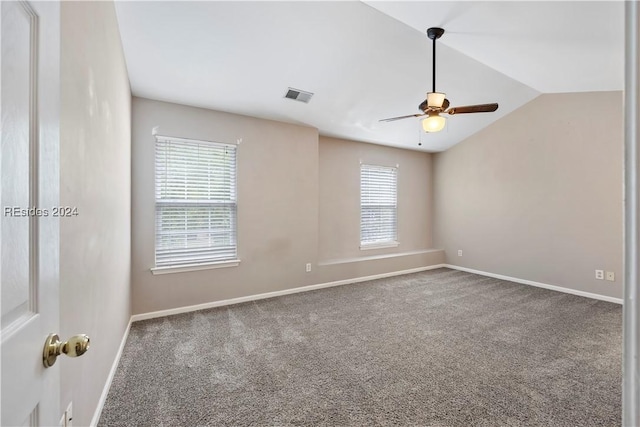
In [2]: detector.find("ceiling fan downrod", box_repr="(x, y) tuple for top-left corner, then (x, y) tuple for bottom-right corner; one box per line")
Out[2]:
(427, 27), (445, 93)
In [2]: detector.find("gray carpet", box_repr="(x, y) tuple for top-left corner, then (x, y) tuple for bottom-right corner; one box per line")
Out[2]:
(99, 268), (622, 426)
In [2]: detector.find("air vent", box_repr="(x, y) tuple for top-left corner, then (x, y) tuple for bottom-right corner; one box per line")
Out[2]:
(284, 87), (313, 103)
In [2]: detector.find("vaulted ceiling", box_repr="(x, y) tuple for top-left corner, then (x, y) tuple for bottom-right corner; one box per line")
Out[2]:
(114, 1), (623, 152)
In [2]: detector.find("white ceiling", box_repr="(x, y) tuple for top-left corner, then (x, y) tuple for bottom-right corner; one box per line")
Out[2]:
(114, 1), (624, 152)
(365, 1), (624, 94)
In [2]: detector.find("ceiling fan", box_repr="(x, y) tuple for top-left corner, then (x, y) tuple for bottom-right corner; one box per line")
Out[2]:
(380, 27), (499, 133)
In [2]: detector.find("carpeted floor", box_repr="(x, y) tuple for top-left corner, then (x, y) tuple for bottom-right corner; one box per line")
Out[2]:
(99, 268), (622, 426)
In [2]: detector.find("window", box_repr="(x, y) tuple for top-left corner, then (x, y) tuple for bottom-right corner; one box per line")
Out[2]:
(360, 164), (398, 248)
(154, 135), (237, 268)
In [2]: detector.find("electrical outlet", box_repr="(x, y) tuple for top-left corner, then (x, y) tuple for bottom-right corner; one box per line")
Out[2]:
(606, 271), (615, 282)
(595, 270), (604, 280)
(305, 263), (311, 273)
(457, 250), (463, 257)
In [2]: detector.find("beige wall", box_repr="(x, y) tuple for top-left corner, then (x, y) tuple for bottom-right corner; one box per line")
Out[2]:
(132, 98), (443, 314)
(319, 136), (433, 260)
(317, 136), (443, 284)
(60, 2), (131, 426)
(433, 91), (623, 299)
(132, 98), (320, 314)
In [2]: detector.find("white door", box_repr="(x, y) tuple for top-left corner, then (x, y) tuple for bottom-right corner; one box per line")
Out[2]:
(1, 1), (61, 426)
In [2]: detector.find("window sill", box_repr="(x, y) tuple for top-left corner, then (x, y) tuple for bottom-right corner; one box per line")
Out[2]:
(150, 259), (241, 275)
(360, 242), (399, 251)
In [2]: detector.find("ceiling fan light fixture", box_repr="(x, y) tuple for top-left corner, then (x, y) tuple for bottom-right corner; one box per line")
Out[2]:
(422, 114), (446, 133)
(427, 92), (446, 108)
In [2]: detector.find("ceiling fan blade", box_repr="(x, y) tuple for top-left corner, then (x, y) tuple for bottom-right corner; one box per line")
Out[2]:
(379, 113), (426, 122)
(446, 103), (498, 115)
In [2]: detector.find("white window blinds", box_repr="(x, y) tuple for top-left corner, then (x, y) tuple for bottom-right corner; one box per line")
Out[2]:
(360, 164), (397, 246)
(155, 136), (237, 267)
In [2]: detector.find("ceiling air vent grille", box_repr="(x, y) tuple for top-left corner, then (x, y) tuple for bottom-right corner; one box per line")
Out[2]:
(284, 87), (313, 103)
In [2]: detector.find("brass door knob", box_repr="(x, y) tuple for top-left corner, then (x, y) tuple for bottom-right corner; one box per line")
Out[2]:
(43, 333), (90, 368)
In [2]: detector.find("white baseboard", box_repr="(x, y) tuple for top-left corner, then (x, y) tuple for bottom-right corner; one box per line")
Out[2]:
(444, 264), (623, 305)
(131, 264), (447, 322)
(90, 317), (133, 427)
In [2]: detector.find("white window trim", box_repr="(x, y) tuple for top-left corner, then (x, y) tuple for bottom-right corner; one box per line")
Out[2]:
(360, 241), (400, 251)
(150, 259), (241, 275)
(360, 163), (398, 248)
(153, 134), (238, 269)
(153, 133), (238, 148)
